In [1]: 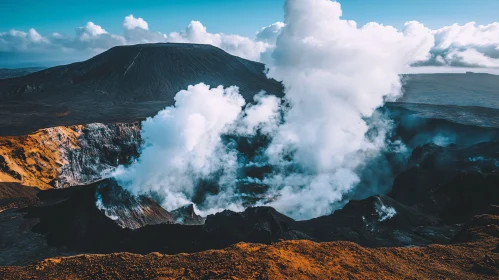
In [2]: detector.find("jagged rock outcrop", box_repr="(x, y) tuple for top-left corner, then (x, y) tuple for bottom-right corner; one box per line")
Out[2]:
(95, 179), (176, 229)
(58, 123), (141, 188)
(171, 204), (205, 225)
(0, 123), (140, 189)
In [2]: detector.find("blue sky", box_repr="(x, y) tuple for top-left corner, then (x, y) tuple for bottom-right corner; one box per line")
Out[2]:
(2, 0), (499, 37)
(1, 0), (283, 38)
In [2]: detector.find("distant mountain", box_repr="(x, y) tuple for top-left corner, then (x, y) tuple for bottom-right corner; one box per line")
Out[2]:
(0, 67), (44, 79)
(0, 43), (284, 136)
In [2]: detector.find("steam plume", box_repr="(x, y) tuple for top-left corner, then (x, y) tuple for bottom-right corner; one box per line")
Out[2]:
(113, 84), (280, 214)
(113, 0), (433, 219)
(258, 0), (432, 218)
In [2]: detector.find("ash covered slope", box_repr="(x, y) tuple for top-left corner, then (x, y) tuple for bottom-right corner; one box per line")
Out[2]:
(0, 43), (283, 136)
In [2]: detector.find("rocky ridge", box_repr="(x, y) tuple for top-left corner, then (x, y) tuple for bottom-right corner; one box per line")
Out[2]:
(0, 123), (140, 189)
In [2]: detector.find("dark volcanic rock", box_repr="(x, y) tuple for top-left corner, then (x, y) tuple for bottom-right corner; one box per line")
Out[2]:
(389, 141), (499, 223)
(204, 207), (310, 244)
(171, 204), (205, 225)
(95, 179), (176, 229)
(0, 182), (40, 211)
(295, 195), (458, 247)
(23, 182), (129, 253)
(14, 179), (176, 255)
(0, 43), (284, 136)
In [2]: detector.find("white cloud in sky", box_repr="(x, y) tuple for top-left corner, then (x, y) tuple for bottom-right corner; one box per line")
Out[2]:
(27, 28), (47, 43)
(167, 21), (270, 61)
(419, 22), (499, 68)
(78, 22), (108, 38)
(0, 15), (275, 63)
(123, 14), (149, 30)
(123, 15), (167, 44)
(73, 22), (126, 52)
(0, 28), (49, 52)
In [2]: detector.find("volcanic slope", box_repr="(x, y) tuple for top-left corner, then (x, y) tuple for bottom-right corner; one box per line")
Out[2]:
(0, 43), (283, 136)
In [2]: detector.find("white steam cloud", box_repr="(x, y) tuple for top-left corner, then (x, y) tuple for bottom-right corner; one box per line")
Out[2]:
(113, 84), (244, 212)
(113, 83), (281, 214)
(256, 22), (286, 44)
(259, 0), (432, 218)
(113, 0), (434, 220)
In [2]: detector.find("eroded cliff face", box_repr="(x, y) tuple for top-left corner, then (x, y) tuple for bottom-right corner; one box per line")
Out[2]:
(0, 123), (141, 189)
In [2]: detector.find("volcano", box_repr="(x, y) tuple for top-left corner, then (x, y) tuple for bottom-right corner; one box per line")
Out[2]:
(0, 43), (283, 136)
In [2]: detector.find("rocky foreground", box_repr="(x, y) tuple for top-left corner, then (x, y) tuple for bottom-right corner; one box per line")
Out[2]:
(1, 213), (498, 279)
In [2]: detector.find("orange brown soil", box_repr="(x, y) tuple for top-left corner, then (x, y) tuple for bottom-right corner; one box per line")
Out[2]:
(0, 126), (82, 189)
(2, 214), (498, 280)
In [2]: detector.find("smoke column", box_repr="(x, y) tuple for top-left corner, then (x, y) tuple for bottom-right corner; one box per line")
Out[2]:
(113, 84), (245, 212)
(112, 84), (280, 214)
(113, 0), (434, 219)
(259, 0), (433, 218)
